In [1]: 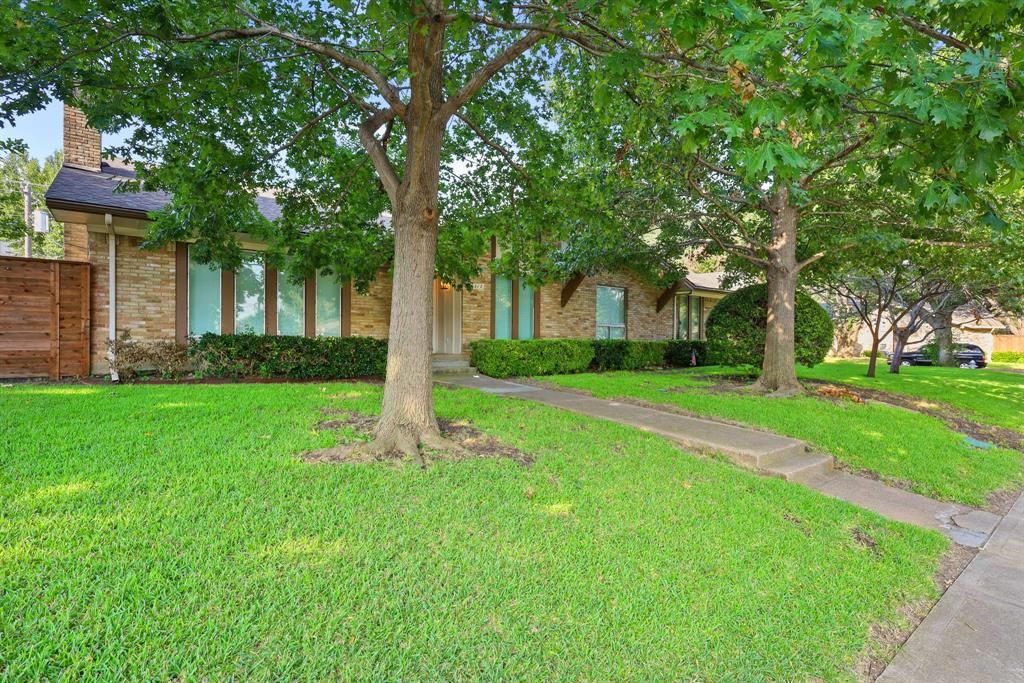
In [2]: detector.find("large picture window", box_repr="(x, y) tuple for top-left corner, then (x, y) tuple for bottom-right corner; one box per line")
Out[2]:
(596, 285), (626, 339)
(188, 247), (220, 336)
(315, 271), (341, 337)
(277, 263), (305, 336)
(234, 251), (266, 334)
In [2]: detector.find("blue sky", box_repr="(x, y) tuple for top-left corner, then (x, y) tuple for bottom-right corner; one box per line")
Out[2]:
(2, 100), (130, 161)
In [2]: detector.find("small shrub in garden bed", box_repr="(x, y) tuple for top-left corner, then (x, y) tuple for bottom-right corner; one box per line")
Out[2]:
(993, 351), (1024, 363)
(470, 339), (594, 378)
(591, 340), (667, 371)
(665, 340), (707, 367)
(108, 331), (191, 380)
(190, 333), (387, 379)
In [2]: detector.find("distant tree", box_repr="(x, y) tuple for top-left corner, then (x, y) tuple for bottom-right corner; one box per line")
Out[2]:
(543, 2), (1024, 394)
(0, 145), (63, 257)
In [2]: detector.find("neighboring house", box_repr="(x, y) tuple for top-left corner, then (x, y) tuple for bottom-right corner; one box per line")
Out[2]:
(45, 106), (732, 374)
(851, 308), (1005, 359)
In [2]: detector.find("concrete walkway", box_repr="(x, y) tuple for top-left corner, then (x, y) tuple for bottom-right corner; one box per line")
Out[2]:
(440, 375), (1000, 546)
(878, 492), (1024, 682)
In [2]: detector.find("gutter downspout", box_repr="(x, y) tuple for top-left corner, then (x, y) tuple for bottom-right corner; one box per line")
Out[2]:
(106, 213), (119, 382)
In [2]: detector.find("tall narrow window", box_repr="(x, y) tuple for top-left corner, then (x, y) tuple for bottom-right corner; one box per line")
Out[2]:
(518, 280), (535, 340)
(277, 262), (305, 336)
(494, 276), (513, 339)
(316, 271), (341, 336)
(188, 247), (220, 336)
(690, 296), (702, 340)
(596, 285), (626, 339)
(234, 250), (266, 334)
(676, 293), (689, 340)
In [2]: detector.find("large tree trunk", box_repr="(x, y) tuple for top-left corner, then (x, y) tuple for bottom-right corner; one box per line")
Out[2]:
(935, 309), (955, 366)
(752, 187), (802, 396)
(888, 330), (908, 374)
(373, 198), (444, 458)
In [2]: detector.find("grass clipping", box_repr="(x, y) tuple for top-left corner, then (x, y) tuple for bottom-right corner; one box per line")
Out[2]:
(304, 408), (533, 467)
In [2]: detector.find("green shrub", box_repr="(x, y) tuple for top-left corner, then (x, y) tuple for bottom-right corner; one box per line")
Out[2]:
(993, 350), (1024, 363)
(705, 284), (834, 368)
(190, 333), (387, 379)
(591, 340), (668, 371)
(665, 339), (708, 367)
(470, 339), (594, 378)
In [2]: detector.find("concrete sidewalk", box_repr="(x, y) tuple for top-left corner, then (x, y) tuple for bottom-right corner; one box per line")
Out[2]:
(878, 492), (1024, 683)
(440, 374), (1000, 546)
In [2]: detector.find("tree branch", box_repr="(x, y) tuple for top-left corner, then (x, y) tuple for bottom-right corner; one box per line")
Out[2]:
(358, 110), (400, 205)
(454, 112), (528, 179)
(440, 28), (547, 120)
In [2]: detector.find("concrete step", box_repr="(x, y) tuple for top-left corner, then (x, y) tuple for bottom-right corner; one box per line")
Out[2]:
(762, 452), (833, 483)
(432, 366), (478, 376)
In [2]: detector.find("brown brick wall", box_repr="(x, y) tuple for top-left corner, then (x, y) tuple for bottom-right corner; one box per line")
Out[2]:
(64, 222), (89, 261)
(63, 106), (102, 171)
(88, 232), (177, 370)
(538, 271), (674, 341)
(350, 270), (392, 337)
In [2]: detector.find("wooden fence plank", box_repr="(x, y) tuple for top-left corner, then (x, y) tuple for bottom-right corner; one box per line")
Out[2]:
(0, 256), (90, 378)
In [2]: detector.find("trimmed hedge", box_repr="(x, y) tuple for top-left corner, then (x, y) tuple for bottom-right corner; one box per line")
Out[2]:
(190, 333), (388, 379)
(705, 284), (834, 368)
(665, 339), (708, 367)
(470, 339), (594, 378)
(592, 340), (668, 371)
(993, 350), (1024, 363)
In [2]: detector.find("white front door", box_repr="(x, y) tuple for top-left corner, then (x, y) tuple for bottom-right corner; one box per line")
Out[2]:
(432, 280), (462, 354)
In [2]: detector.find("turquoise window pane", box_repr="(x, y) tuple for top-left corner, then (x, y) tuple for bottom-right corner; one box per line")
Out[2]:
(518, 281), (534, 340)
(597, 286), (625, 325)
(188, 248), (220, 336)
(277, 262), (305, 336)
(234, 251), (265, 334)
(316, 271), (341, 337)
(495, 276), (512, 339)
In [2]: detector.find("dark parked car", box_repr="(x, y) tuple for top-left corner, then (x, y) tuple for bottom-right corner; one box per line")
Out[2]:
(891, 343), (987, 369)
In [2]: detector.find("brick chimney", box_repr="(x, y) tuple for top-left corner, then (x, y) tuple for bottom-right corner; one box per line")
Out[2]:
(63, 105), (102, 172)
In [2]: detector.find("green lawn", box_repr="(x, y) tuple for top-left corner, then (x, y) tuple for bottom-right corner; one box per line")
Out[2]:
(540, 370), (1023, 506)
(799, 360), (1024, 432)
(0, 383), (946, 681)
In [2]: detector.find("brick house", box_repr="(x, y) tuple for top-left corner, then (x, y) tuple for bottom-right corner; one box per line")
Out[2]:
(45, 106), (731, 374)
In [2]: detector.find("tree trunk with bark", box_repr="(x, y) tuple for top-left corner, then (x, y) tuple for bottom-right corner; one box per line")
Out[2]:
(350, 6), (460, 462)
(888, 328), (909, 374)
(935, 309), (955, 366)
(866, 336), (882, 377)
(752, 187), (803, 396)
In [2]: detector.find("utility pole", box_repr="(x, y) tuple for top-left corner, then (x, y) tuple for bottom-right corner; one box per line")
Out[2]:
(22, 177), (32, 257)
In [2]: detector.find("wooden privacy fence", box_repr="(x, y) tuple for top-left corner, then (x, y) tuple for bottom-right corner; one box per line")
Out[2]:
(0, 256), (90, 379)
(993, 335), (1024, 354)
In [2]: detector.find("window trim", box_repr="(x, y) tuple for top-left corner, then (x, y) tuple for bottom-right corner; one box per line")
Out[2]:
(595, 284), (627, 340)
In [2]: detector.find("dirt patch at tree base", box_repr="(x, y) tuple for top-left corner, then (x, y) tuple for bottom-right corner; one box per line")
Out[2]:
(304, 409), (533, 466)
(857, 543), (978, 681)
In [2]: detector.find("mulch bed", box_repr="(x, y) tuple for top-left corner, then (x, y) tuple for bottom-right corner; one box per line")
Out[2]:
(304, 408), (532, 466)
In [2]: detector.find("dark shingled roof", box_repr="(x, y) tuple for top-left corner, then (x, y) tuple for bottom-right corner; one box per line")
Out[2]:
(45, 160), (282, 221)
